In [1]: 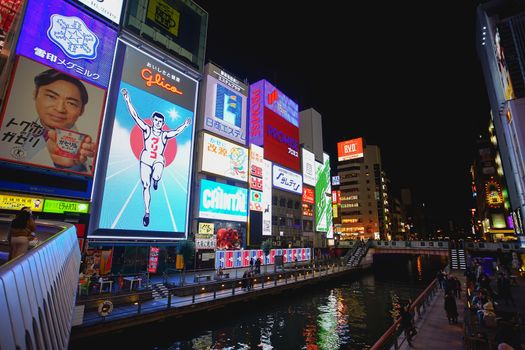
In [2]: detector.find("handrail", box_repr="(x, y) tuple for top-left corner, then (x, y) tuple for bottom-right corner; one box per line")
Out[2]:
(0, 218), (80, 350)
(370, 278), (439, 350)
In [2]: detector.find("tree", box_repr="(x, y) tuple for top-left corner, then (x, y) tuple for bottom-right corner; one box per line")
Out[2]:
(261, 239), (272, 274)
(177, 240), (195, 286)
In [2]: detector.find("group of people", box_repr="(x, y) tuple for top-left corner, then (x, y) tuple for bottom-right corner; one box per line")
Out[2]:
(8, 207), (38, 261)
(437, 270), (461, 324)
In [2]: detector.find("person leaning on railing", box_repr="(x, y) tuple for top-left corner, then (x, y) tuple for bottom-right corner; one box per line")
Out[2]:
(8, 207), (37, 260)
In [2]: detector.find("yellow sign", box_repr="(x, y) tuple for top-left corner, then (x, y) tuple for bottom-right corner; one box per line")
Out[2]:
(147, 0), (180, 37)
(198, 222), (214, 234)
(0, 194), (44, 212)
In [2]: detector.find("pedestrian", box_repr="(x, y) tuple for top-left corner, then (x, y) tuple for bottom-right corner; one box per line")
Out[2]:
(249, 257), (254, 272)
(437, 270), (444, 289)
(444, 292), (458, 324)
(400, 303), (416, 345)
(8, 207), (37, 260)
(255, 257), (261, 274)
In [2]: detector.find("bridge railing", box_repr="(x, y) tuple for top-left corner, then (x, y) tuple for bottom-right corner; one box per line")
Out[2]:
(0, 219), (80, 350)
(372, 240), (449, 250)
(370, 278), (440, 350)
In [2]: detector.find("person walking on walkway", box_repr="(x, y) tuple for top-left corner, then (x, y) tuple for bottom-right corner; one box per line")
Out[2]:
(400, 303), (416, 345)
(444, 292), (458, 324)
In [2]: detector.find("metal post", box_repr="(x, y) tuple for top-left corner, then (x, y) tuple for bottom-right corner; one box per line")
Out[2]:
(167, 292), (172, 308)
(192, 288), (195, 303)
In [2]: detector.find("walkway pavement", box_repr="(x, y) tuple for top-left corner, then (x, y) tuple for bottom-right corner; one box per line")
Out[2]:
(398, 271), (466, 350)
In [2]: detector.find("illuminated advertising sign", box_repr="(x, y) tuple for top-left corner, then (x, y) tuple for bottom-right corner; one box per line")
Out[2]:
(315, 160), (331, 232)
(273, 164), (303, 195)
(302, 148), (316, 186)
(249, 80), (299, 127)
(202, 63), (248, 144)
(16, 0), (117, 88)
(198, 222), (214, 234)
(195, 234), (216, 250)
(148, 247), (160, 273)
(215, 221), (245, 250)
(249, 190), (263, 211)
(249, 144), (264, 212)
(303, 187), (315, 204)
(324, 153), (331, 194)
(0, 194), (44, 212)
(262, 160), (272, 235)
(147, 0), (180, 37)
(93, 42), (197, 240)
(0, 57), (107, 175)
(76, 0), (124, 24)
(332, 176), (340, 186)
(43, 199), (89, 214)
(302, 203), (313, 217)
(215, 247), (311, 269)
(201, 133), (248, 182)
(261, 108), (300, 171)
(199, 179), (248, 222)
(495, 29), (515, 101)
(337, 137), (364, 162)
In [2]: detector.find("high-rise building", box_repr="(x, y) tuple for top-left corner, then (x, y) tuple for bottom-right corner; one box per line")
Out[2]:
(336, 142), (389, 240)
(476, 0), (525, 244)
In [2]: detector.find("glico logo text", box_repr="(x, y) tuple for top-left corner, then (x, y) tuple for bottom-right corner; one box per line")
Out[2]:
(267, 125), (299, 158)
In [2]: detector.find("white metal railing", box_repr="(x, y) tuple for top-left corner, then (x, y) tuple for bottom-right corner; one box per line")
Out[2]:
(372, 240), (449, 250)
(0, 219), (80, 350)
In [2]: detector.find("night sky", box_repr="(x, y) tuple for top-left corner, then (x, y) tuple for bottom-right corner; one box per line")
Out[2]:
(193, 1), (490, 231)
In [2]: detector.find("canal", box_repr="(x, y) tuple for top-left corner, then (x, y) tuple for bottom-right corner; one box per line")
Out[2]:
(71, 254), (445, 350)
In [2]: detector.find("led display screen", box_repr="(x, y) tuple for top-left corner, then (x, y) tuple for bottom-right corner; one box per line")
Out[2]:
(16, 0), (117, 89)
(93, 42), (197, 240)
(249, 144), (264, 212)
(43, 199), (89, 214)
(262, 159), (272, 235)
(200, 133), (248, 182)
(202, 63), (248, 144)
(303, 187), (315, 204)
(262, 107), (300, 171)
(337, 137), (364, 162)
(199, 179), (248, 222)
(249, 80), (298, 127)
(0, 56), (107, 176)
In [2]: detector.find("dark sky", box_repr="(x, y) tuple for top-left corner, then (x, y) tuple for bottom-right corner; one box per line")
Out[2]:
(193, 1), (490, 230)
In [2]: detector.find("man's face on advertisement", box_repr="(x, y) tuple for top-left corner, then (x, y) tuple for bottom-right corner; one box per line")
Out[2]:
(153, 116), (164, 130)
(34, 80), (85, 130)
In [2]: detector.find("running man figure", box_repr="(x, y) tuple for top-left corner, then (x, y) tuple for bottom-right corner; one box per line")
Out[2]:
(121, 88), (192, 227)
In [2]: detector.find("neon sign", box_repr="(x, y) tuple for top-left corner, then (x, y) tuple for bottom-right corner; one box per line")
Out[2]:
(141, 68), (183, 95)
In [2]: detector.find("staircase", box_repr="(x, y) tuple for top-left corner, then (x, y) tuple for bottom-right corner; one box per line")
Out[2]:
(151, 283), (170, 300)
(347, 243), (368, 267)
(450, 249), (466, 270)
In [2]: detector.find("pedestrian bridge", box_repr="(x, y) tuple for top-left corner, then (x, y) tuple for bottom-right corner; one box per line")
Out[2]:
(370, 240), (449, 256)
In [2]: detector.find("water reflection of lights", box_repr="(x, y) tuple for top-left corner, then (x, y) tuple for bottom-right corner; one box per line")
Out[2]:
(416, 256), (423, 281)
(316, 291), (341, 350)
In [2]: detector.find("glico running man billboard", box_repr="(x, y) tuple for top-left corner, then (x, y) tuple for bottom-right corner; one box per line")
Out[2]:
(92, 42), (198, 240)
(201, 63), (248, 145)
(0, 0), (116, 176)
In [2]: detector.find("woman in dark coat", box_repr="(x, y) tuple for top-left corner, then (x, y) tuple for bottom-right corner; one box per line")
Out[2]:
(444, 292), (458, 324)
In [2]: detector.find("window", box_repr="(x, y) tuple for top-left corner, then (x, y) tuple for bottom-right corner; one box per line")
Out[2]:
(279, 217), (286, 226)
(272, 196), (277, 205)
(366, 180), (370, 184)
(294, 201), (301, 209)
(279, 198), (286, 207)
(287, 199), (293, 208)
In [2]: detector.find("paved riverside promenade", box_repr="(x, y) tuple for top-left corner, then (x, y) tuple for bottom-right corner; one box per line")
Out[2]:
(397, 270), (466, 350)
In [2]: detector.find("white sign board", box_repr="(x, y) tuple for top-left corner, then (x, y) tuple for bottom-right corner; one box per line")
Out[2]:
(302, 148), (316, 186)
(272, 164), (303, 194)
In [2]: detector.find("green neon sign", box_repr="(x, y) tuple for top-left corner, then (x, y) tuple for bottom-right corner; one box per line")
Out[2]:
(43, 199), (89, 214)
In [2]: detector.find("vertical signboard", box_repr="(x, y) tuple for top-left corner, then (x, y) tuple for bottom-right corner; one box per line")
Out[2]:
(249, 144), (264, 211)
(315, 161), (330, 232)
(262, 159), (272, 236)
(93, 42), (197, 240)
(0, 0), (117, 176)
(202, 63), (248, 144)
(148, 247), (160, 273)
(302, 148), (316, 186)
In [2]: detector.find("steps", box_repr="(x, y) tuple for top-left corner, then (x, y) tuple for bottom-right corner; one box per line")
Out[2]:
(450, 249), (466, 270)
(151, 283), (169, 300)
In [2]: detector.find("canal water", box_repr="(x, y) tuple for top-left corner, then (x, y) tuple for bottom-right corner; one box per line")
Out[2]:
(72, 254), (445, 350)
